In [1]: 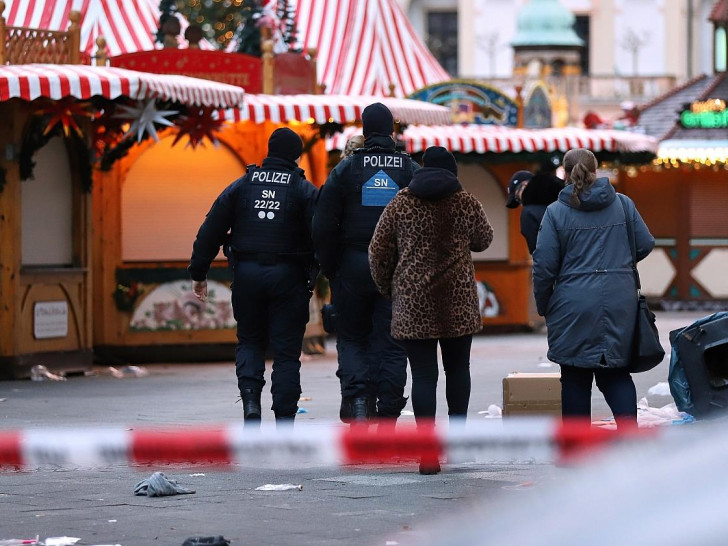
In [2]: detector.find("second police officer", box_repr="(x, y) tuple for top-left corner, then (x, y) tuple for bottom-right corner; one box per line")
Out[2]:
(313, 103), (420, 422)
(188, 127), (319, 427)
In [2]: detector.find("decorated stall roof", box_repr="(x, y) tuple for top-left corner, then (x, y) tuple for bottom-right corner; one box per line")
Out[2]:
(329, 124), (658, 157)
(0, 64), (245, 107)
(1, 0), (212, 57)
(294, 0), (450, 97)
(223, 94), (451, 126)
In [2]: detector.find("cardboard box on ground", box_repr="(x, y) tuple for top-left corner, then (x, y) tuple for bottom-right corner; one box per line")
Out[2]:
(502, 373), (561, 417)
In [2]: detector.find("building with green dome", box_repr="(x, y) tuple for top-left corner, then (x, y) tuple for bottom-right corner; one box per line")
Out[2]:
(511, 0), (583, 79)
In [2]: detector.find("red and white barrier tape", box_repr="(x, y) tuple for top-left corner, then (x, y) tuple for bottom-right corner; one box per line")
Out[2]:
(0, 419), (654, 470)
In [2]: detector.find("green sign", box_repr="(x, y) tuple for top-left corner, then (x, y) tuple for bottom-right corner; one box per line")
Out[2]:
(680, 99), (728, 129)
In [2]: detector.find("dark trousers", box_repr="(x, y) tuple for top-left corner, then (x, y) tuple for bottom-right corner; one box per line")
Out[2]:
(231, 260), (311, 417)
(330, 249), (407, 417)
(399, 335), (472, 422)
(559, 365), (637, 427)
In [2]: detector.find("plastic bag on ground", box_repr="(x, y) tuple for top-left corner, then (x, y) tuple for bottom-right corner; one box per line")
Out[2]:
(255, 483), (303, 491)
(30, 365), (66, 382)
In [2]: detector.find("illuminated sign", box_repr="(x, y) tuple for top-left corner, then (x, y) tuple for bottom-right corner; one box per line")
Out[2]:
(680, 99), (728, 129)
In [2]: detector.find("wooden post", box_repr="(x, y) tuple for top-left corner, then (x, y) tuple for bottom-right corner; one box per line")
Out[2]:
(307, 47), (319, 94)
(0, 1), (7, 65)
(95, 36), (108, 66)
(0, 104), (22, 363)
(262, 33), (275, 94)
(68, 10), (81, 64)
(388, 83), (396, 97)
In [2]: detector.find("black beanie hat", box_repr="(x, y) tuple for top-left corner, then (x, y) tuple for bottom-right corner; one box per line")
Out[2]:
(423, 146), (458, 175)
(362, 102), (394, 137)
(267, 127), (303, 162)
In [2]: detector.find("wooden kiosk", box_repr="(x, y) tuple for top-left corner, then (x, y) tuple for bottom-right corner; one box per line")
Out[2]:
(0, 8), (94, 378)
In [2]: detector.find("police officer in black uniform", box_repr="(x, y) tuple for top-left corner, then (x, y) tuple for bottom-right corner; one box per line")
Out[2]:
(188, 127), (319, 427)
(313, 103), (419, 422)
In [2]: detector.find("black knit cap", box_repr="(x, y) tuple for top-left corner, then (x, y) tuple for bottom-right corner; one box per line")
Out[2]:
(423, 146), (458, 175)
(362, 102), (394, 137)
(267, 127), (303, 162)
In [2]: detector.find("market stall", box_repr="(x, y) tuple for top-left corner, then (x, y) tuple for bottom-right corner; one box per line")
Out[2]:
(0, 59), (246, 378)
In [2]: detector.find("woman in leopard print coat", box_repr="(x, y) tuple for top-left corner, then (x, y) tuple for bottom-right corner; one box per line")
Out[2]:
(369, 146), (493, 474)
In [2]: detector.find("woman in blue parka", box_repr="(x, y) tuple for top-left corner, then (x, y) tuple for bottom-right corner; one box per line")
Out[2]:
(533, 148), (655, 428)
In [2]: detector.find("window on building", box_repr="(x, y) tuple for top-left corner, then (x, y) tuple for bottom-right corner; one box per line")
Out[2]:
(427, 11), (458, 76)
(574, 15), (590, 75)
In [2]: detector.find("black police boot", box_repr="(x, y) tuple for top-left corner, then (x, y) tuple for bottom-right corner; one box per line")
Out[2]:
(275, 414), (296, 428)
(241, 388), (262, 426)
(340, 398), (353, 423)
(368, 398), (378, 419)
(350, 397), (371, 421)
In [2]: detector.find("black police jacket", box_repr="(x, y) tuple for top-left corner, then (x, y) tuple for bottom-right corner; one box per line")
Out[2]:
(188, 156), (319, 281)
(312, 134), (419, 278)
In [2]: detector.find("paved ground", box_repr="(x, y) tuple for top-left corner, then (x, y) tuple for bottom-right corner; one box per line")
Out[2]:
(0, 311), (706, 545)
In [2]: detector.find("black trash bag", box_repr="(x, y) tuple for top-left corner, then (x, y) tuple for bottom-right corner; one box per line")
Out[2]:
(669, 312), (728, 419)
(182, 536), (230, 546)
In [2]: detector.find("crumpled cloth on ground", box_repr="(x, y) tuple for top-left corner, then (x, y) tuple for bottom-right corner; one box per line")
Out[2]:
(134, 471), (196, 497)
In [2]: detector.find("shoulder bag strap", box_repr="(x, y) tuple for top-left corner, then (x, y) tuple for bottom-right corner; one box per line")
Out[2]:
(618, 194), (641, 291)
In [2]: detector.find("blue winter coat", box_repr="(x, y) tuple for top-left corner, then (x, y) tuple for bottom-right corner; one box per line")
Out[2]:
(533, 177), (654, 368)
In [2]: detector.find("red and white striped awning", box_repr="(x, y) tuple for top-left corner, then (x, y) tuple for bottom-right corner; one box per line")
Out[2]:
(0, 64), (245, 108)
(328, 125), (659, 154)
(1, 0), (213, 57)
(295, 0), (450, 97)
(223, 94), (451, 126)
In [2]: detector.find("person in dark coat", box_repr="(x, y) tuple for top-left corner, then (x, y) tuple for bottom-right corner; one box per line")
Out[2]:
(532, 148), (655, 428)
(505, 167), (564, 255)
(312, 103), (420, 422)
(188, 127), (319, 427)
(369, 146), (493, 474)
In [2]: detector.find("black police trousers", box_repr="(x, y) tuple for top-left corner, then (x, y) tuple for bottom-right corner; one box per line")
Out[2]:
(231, 259), (311, 417)
(330, 249), (407, 417)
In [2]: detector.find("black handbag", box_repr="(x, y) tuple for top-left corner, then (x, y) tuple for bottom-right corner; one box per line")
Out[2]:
(619, 195), (665, 373)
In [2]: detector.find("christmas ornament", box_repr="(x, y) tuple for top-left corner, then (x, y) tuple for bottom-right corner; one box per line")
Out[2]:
(172, 107), (224, 149)
(115, 99), (178, 143)
(34, 97), (94, 138)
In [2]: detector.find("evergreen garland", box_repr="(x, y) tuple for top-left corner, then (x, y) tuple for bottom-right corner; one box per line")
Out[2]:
(235, 1), (264, 56)
(156, 0), (178, 45)
(99, 137), (141, 172)
(19, 115), (54, 181)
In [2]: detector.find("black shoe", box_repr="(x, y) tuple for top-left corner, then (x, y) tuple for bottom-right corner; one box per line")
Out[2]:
(340, 398), (353, 423)
(368, 398), (378, 419)
(241, 388), (262, 421)
(275, 414), (296, 428)
(350, 397), (371, 421)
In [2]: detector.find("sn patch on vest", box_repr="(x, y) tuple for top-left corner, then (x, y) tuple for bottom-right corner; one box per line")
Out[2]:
(362, 170), (398, 207)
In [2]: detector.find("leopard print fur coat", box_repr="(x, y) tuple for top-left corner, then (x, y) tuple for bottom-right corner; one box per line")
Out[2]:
(369, 180), (493, 340)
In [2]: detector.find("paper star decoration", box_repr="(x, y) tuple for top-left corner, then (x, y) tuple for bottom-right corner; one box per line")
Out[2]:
(115, 99), (178, 143)
(172, 107), (224, 149)
(34, 98), (95, 138)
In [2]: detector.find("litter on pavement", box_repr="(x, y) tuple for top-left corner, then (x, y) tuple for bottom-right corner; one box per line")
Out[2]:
(647, 381), (672, 396)
(29, 365), (66, 382)
(44, 538), (80, 546)
(108, 365), (149, 378)
(181, 536), (230, 546)
(134, 472), (196, 496)
(255, 484), (303, 491)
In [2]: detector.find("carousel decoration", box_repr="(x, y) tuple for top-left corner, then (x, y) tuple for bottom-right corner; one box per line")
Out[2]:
(171, 106), (225, 149)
